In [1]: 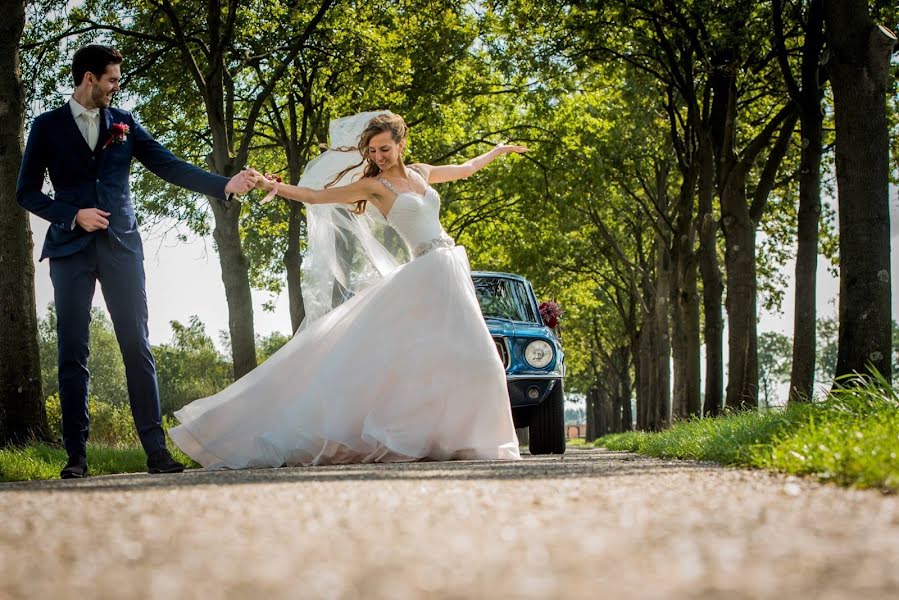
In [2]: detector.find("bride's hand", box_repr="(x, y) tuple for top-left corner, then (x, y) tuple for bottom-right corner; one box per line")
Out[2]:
(256, 175), (275, 191)
(494, 144), (529, 155)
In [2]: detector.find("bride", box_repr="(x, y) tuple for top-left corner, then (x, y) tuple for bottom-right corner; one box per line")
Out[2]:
(168, 111), (527, 468)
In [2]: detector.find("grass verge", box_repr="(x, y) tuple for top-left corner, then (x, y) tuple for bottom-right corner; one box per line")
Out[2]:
(0, 442), (199, 483)
(597, 373), (899, 492)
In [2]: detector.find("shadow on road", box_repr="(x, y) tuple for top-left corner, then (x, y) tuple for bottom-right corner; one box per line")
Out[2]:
(0, 448), (722, 494)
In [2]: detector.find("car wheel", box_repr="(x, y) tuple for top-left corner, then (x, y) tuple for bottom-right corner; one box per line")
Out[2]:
(528, 379), (565, 455)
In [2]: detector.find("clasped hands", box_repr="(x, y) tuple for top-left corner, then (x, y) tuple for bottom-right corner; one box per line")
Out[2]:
(225, 167), (281, 204)
(224, 168), (282, 203)
(224, 168), (264, 196)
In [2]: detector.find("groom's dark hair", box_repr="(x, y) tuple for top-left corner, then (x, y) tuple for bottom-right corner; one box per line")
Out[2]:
(72, 45), (123, 87)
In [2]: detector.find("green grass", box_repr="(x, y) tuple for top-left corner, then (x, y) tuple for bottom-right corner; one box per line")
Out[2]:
(597, 373), (899, 492)
(0, 441), (200, 483)
(0, 397), (201, 483)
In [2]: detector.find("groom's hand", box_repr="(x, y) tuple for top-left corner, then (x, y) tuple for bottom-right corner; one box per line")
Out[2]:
(75, 208), (111, 232)
(225, 169), (261, 196)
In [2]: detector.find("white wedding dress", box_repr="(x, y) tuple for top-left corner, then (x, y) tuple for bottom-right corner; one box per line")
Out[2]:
(168, 177), (521, 468)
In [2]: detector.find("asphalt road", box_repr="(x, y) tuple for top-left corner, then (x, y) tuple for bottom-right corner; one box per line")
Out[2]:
(2, 447), (897, 599)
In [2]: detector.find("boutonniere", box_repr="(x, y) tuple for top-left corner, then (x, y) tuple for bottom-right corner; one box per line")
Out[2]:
(102, 122), (130, 149)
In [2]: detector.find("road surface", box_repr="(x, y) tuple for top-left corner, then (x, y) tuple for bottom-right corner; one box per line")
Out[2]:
(2, 448), (897, 599)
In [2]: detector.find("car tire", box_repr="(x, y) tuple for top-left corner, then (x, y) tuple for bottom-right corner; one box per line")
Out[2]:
(528, 379), (566, 455)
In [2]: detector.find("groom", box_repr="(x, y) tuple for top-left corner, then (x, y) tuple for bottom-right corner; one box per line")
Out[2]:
(17, 44), (259, 479)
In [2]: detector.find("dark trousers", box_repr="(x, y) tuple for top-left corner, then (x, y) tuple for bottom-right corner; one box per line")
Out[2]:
(49, 233), (165, 459)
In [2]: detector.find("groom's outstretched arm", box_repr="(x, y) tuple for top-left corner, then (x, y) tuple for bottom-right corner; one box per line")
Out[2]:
(16, 115), (81, 226)
(130, 116), (232, 201)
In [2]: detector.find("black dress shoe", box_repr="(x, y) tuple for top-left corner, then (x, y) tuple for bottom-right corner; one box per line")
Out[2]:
(61, 456), (88, 479)
(147, 449), (185, 474)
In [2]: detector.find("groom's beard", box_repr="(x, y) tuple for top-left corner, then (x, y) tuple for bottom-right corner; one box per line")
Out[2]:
(92, 87), (113, 108)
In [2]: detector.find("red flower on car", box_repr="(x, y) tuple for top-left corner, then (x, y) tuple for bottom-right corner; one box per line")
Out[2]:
(538, 301), (563, 329)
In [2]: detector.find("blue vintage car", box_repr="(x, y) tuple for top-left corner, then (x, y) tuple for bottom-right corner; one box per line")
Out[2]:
(471, 271), (566, 454)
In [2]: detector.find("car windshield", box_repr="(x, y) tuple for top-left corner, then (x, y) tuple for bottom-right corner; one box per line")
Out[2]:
(472, 276), (538, 323)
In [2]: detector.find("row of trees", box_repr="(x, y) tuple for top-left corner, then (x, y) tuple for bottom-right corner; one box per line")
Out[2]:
(480, 0), (897, 434)
(1, 0), (897, 445)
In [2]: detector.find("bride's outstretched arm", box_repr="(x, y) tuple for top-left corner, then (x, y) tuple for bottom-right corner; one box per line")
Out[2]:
(256, 176), (378, 206)
(418, 144), (528, 184)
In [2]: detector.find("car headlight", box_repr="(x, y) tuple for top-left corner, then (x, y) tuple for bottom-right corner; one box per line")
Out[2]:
(524, 340), (553, 369)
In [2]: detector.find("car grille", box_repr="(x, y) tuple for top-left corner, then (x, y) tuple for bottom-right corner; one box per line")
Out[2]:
(493, 336), (510, 369)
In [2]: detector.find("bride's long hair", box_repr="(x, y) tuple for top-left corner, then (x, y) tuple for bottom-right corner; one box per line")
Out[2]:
(324, 111), (408, 214)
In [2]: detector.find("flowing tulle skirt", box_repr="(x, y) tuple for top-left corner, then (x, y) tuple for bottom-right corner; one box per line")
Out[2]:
(168, 246), (521, 468)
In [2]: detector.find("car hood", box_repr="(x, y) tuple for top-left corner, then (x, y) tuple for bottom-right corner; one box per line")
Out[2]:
(484, 319), (552, 340)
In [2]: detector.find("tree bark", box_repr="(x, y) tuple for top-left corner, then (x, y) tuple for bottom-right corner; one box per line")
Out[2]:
(670, 174), (702, 420)
(653, 239), (672, 429)
(698, 129), (723, 416)
(189, 18), (257, 379)
(0, 0), (49, 445)
(163, 0), (332, 377)
(208, 198), (257, 378)
(585, 387), (597, 442)
(620, 340), (633, 430)
(633, 329), (648, 431)
(712, 48), (798, 409)
(614, 344), (632, 431)
(721, 180), (760, 409)
(784, 0), (825, 402)
(823, 0), (896, 384)
(597, 383), (610, 438)
(283, 92), (310, 334)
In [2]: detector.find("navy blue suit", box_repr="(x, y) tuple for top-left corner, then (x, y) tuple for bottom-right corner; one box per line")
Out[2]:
(17, 102), (230, 459)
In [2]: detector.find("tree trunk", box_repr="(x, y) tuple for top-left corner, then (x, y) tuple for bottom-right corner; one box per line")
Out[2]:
(669, 171), (701, 421)
(207, 39), (261, 378)
(283, 112), (307, 334)
(612, 345), (631, 433)
(698, 133), (724, 416)
(202, 60), (257, 379)
(594, 385), (609, 438)
(0, 0), (49, 445)
(585, 387), (597, 442)
(654, 239), (673, 429)
(712, 57), (796, 410)
(209, 198), (257, 379)
(823, 1), (896, 384)
(682, 271), (701, 418)
(285, 203), (307, 333)
(721, 179), (760, 409)
(633, 330), (648, 431)
(670, 242), (701, 420)
(284, 94), (310, 333)
(620, 343), (633, 431)
(788, 0), (825, 403)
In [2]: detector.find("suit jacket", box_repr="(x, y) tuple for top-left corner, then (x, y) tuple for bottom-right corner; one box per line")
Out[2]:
(17, 103), (230, 260)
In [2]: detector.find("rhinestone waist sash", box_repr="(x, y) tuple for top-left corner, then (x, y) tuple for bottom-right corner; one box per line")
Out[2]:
(413, 233), (456, 258)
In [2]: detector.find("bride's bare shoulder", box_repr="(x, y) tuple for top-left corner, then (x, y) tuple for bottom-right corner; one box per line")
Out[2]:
(409, 163), (434, 181)
(357, 175), (389, 197)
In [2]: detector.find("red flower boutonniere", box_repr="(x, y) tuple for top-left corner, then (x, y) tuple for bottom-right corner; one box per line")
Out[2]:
(539, 300), (564, 330)
(103, 122), (130, 149)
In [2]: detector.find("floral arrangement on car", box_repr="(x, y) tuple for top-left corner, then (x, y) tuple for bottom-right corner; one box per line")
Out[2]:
(538, 300), (563, 330)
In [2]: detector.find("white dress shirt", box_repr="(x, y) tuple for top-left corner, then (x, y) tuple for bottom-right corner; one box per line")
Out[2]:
(69, 97), (100, 150)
